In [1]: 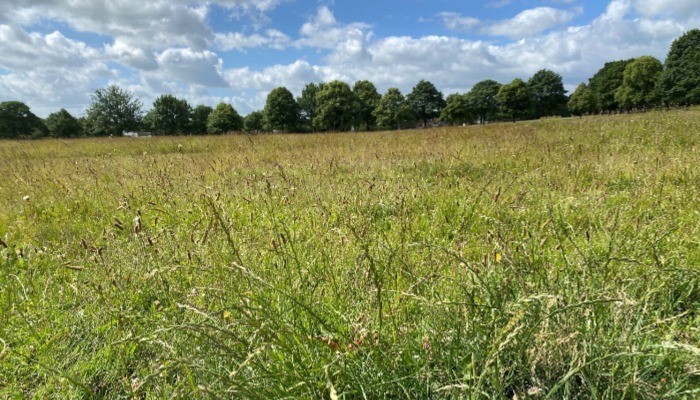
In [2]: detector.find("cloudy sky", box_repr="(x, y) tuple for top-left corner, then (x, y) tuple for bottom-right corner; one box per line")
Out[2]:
(0, 0), (698, 117)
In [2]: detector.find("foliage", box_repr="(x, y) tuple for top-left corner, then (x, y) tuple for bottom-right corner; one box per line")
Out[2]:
(528, 69), (568, 117)
(352, 80), (382, 131)
(144, 94), (192, 135)
(206, 102), (243, 134)
(406, 80), (445, 127)
(190, 105), (213, 135)
(244, 111), (265, 133)
(439, 93), (472, 125)
(45, 108), (83, 138)
(297, 83), (323, 132)
(0, 101), (45, 139)
(263, 87), (300, 132)
(373, 87), (414, 130)
(568, 83), (597, 116)
(615, 56), (663, 110)
(84, 85), (143, 136)
(497, 78), (532, 122)
(659, 29), (700, 106)
(466, 80), (501, 124)
(313, 80), (356, 131)
(1, 110), (699, 398)
(588, 59), (635, 112)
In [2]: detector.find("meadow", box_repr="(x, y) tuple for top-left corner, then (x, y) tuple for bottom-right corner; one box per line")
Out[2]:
(0, 110), (698, 399)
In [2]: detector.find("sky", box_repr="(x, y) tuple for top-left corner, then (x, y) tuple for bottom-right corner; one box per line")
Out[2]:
(0, 0), (698, 118)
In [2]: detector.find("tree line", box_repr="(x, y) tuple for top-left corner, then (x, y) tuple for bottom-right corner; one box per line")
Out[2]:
(1, 29), (699, 139)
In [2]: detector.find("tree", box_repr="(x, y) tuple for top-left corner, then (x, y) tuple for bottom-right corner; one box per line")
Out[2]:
(659, 29), (700, 106)
(406, 80), (445, 127)
(84, 85), (143, 136)
(615, 56), (663, 110)
(568, 83), (597, 117)
(440, 94), (472, 125)
(352, 80), (381, 131)
(374, 87), (414, 130)
(190, 105), (213, 134)
(314, 80), (356, 131)
(588, 59), (636, 113)
(45, 108), (82, 138)
(465, 80), (501, 124)
(263, 87), (299, 132)
(297, 83), (323, 132)
(497, 78), (532, 122)
(528, 69), (567, 117)
(144, 94), (191, 135)
(206, 103), (243, 134)
(244, 111), (264, 133)
(0, 101), (45, 139)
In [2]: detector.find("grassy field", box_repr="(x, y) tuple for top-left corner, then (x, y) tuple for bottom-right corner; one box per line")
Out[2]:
(1, 110), (698, 399)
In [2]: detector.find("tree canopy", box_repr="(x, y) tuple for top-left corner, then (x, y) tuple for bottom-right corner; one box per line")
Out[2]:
(528, 69), (567, 117)
(374, 88), (414, 130)
(440, 94), (472, 125)
(244, 111), (264, 133)
(466, 80), (502, 124)
(407, 80), (445, 127)
(84, 85), (143, 136)
(659, 29), (700, 106)
(264, 87), (299, 132)
(497, 78), (532, 122)
(144, 94), (192, 135)
(353, 80), (382, 131)
(45, 108), (82, 138)
(0, 101), (45, 139)
(206, 103), (243, 134)
(568, 84), (597, 117)
(297, 83), (323, 132)
(314, 80), (355, 131)
(588, 59), (636, 113)
(615, 56), (663, 110)
(190, 105), (213, 135)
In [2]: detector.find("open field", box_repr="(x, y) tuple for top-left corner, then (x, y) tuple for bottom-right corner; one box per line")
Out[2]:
(1, 111), (699, 398)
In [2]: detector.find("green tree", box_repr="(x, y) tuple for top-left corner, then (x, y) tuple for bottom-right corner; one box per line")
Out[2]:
(144, 94), (192, 135)
(84, 85), (143, 136)
(374, 87), (414, 130)
(0, 101), (46, 139)
(659, 29), (700, 106)
(314, 80), (356, 131)
(615, 56), (663, 110)
(465, 80), (501, 124)
(263, 87), (299, 132)
(528, 69), (567, 117)
(406, 80), (445, 127)
(244, 111), (265, 133)
(497, 78), (533, 122)
(206, 103), (243, 134)
(190, 105), (213, 135)
(297, 83), (323, 132)
(45, 108), (82, 138)
(588, 59), (635, 113)
(568, 83), (597, 117)
(352, 80), (381, 131)
(440, 93), (472, 125)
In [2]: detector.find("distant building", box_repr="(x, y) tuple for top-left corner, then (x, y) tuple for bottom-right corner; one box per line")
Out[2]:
(122, 131), (152, 138)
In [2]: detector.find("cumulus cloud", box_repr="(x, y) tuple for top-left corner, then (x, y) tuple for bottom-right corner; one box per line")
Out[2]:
(484, 7), (580, 39)
(296, 6), (372, 49)
(154, 48), (228, 87)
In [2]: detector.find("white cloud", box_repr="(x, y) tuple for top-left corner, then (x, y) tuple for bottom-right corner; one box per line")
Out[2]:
(154, 48), (228, 87)
(485, 7), (579, 38)
(437, 12), (481, 32)
(296, 6), (372, 49)
(633, 0), (700, 18)
(215, 29), (291, 51)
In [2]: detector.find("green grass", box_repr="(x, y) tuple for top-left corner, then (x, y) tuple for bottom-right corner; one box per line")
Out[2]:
(1, 111), (699, 399)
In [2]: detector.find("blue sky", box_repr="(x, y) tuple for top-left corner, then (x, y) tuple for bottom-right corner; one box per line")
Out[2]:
(0, 0), (698, 117)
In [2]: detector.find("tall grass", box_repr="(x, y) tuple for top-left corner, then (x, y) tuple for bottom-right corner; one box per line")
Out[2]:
(1, 111), (698, 398)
